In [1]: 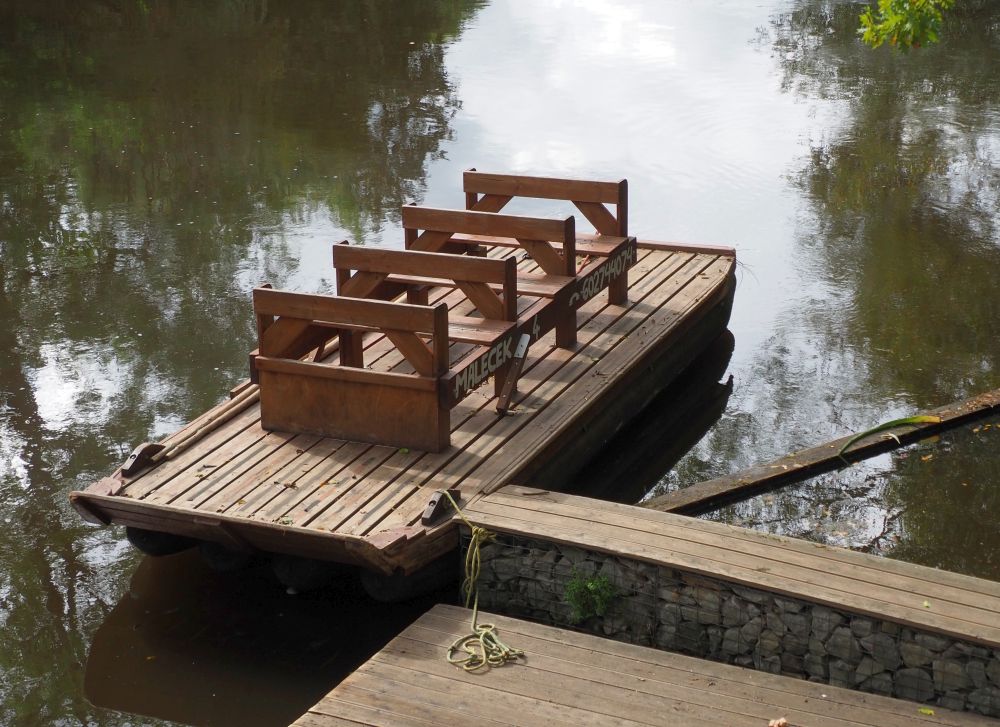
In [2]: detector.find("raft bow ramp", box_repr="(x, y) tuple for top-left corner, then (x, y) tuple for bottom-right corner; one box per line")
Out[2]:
(71, 241), (734, 576)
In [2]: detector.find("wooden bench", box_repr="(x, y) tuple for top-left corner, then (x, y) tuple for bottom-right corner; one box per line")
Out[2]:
(253, 217), (584, 451)
(400, 205), (637, 348)
(248, 191), (646, 453)
(333, 243), (520, 396)
(292, 603), (992, 727)
(252, 288), (455, 451)
(401, 205), (580, 347)
(463, 169), (632, 304)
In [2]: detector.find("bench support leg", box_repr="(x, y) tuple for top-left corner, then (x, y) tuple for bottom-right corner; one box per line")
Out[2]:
(406, 288), (430, 306)
(339, 330), (364, 367)
(556, 309), (577, 349)
(609, 271), (628, 305)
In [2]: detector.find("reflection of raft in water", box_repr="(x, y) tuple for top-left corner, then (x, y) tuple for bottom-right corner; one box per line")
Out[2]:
(69, 171), (737, 598)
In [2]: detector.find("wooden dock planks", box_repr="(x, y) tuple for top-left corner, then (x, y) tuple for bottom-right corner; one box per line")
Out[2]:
(70, 243), (736, 574)
(292, 604), (993, 727)
(463, 486), (1000, 648)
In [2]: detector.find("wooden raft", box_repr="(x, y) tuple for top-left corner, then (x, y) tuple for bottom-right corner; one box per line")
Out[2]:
(69, 172), (735, 576)
(291, 604), (992, 727)
(464, 486), (1000, 648)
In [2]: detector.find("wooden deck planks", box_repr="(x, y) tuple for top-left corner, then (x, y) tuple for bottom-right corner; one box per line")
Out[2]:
(334, 249), (701, 536)
(72, 245), (736, 574)
(182, 248), (661, 530)
(292, 604), (992, 727)
(463, 487), (1000, 647)
(281, 247), (673, 536)
(365, 252), (725, 535)
(493, 486), (1000, 602)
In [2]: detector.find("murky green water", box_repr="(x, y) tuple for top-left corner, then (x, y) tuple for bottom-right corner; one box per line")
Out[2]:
(1, 0), (998, 723)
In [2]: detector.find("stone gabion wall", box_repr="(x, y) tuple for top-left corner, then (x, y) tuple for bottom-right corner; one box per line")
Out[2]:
(468, 533), (1000, 718)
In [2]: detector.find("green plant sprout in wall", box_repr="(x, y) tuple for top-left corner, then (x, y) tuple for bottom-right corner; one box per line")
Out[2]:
(564, 570), (618, 625)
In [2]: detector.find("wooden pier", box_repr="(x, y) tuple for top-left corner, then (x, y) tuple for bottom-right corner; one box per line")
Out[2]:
(458, 486), (1000, 719)
(292, 604), (994, 727)
(466, 486), (1000, 646)
(70, 172), (736, 578)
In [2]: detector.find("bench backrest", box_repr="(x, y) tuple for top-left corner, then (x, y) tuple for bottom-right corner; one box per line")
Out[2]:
(333, 243), (517, 322)
(254, 287), (449, 376)
(252, 287), (452, 450)
(401, 205), (576, 278)
(463, 169), (627, 237)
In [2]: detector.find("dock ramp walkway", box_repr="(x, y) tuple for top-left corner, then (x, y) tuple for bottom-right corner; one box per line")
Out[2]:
(292, 603), (993, 726)
(461, 487), (1000, 718)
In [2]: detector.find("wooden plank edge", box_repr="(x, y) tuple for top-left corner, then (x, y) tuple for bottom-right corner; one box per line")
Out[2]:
(489, 485), (1000, 600)
(509, 270), (736, 489)
(470, 491), (1000, 621)
(68, 491), (404, 573)
(638, 238), (736, 257)
(644, 387), (1000, 515)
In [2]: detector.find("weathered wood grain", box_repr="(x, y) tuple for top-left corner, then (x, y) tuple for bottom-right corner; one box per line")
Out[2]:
(290, 604), (992, 727)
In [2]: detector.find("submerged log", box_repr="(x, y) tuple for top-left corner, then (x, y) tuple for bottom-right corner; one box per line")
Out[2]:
(643, 387), (1000, 515)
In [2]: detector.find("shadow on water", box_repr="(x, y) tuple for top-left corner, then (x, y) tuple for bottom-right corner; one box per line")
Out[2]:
(552, 332), (735, 504)
(84, 550), (456, 727)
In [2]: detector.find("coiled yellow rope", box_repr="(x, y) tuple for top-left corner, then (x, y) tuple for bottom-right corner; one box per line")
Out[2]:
(443, 491), (524, 672)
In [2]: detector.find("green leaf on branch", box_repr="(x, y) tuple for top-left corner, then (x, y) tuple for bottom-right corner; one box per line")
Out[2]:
(859, 0), (955, 50)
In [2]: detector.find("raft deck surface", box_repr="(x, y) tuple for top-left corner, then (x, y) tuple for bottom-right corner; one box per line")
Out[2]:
(71, 242), (735, 575)
(291, 604), (991, 727)
(464, 486), (1000, 647)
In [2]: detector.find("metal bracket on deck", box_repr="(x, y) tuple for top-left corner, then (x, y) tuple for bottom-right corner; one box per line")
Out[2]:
(421, 488), (461, 526)
(120, 442), (167, 477)
(496, 333), (531, 415)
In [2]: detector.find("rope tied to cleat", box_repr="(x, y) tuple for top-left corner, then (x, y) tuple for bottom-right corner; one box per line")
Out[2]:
(443, 490), (525, 672)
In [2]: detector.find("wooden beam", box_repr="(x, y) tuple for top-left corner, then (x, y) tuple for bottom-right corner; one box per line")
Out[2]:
(255, 356), (437, 392)
(334, 244), (512, 285)
(643, 387), (1000, 515)
(253, 288), (441, 334)
(573, 200), (619, 236)
(402, 206), (573, 244)
(463, 170), (623, 204)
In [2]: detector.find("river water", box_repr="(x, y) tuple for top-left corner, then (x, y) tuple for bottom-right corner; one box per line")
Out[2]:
(1, 1), (998, 724)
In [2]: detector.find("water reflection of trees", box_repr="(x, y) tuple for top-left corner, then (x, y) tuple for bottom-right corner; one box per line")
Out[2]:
(673, 0), (1000, 581)
(0, 1), (482, 722)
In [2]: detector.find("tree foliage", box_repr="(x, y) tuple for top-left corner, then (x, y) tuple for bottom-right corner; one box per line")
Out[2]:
(859, 0), (955, 49)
